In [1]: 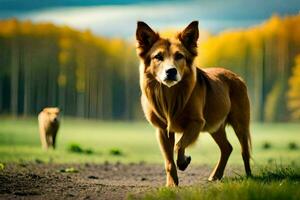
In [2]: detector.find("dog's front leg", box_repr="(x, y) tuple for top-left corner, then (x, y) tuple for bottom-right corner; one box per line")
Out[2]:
(156, 129), (178, 187)
(176, 120), (205, 171)
(39, 127), (48, 150)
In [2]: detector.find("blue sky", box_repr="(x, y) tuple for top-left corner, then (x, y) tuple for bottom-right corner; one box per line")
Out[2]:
(0, 0), (299, 39)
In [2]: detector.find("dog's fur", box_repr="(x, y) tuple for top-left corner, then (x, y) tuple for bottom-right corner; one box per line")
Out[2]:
(136, 21), (252, 186)
(38, 107), (60, 150)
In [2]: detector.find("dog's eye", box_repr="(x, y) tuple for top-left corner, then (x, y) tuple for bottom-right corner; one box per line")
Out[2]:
(154, 53), (164, 61)
(174, 52), (184, 60)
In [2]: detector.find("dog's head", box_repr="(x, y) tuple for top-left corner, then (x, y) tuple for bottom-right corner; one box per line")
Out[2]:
(43, 107), (60, 123)
(136, 21), (199, 87)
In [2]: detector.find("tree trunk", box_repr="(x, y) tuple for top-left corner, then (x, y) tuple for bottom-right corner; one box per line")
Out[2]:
(0, 76), (3, 113)
(11, 39), (19, 116)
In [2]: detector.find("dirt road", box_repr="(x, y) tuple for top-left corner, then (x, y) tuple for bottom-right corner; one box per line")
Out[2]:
(0, 162), (240, 199)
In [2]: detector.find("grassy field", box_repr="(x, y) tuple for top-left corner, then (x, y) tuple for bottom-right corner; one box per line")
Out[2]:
(1, 117), (299, 200)
(129, 165), (300, 200)
(0, 116), (299, 165)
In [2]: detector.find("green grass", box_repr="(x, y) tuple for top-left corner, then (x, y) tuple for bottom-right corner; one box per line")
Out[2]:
(1, 117), (299, 199)
(0, 117), (299, 165)
(129, 165), (300, 200)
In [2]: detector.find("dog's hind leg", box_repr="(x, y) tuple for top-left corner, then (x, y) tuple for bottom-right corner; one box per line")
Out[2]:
(228, 84), (252, 177)
(228, 76), (252, 177)
(157, 129), (178, 186)
(208, 125), (233, 181)
(230, 119), (252, 177)
(176, 120), (204, 171)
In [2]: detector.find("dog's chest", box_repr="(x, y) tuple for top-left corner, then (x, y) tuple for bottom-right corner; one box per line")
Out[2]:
(142, 80), (197, 131)
(143, 96), (190, 132)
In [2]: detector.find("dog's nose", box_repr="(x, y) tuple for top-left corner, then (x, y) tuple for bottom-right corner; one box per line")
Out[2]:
(165, 68), (177, 80)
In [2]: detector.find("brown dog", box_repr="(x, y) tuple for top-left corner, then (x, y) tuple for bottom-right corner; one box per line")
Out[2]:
(38, 107), (60, 150)
(136, 21), (252, 186)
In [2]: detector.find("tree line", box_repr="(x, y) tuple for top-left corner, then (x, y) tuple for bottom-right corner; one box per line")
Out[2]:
(196, 14), (300, 122)
(0, 14), (300, 121)
(0, 19), (140, 120)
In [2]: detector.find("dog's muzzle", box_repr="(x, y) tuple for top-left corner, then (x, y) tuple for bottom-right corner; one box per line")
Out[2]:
(164, 68), (177, 81)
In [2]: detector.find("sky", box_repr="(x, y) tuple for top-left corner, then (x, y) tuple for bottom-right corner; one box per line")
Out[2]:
(0, 0), (299, 39)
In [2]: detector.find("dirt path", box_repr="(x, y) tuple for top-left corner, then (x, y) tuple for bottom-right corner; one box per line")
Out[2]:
(0, 162), (241, 200)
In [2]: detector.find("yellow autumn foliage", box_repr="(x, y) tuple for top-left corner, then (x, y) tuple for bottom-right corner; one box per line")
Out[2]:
(287, 55), (300, 120)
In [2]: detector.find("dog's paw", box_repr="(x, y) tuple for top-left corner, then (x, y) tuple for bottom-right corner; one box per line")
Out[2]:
(166, 181), (178, 187)
(208, 176), (217, 182)
(177, 156), (191, 171)
(166, 172), (179, 187)
(208, 174), (223, 182)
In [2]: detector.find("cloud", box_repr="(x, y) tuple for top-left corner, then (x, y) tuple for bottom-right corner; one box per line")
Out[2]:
(18, 3), (200, 38)
(4, 0), (300, 38)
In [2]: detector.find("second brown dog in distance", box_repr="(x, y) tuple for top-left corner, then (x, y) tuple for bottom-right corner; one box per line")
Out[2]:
(136, 21), (252, 186)
(38, 107), (60, 150)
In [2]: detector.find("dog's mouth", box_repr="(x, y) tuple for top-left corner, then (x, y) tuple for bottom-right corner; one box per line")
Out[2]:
(162, 79), (179, 88)
(164, 76), (177, 82)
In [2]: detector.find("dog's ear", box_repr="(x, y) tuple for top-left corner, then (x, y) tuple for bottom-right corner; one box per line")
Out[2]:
(136, 21), (159, 57)
(178, 21), (199, 56)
